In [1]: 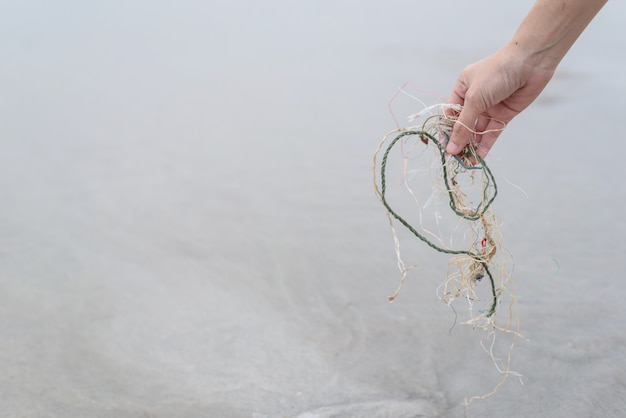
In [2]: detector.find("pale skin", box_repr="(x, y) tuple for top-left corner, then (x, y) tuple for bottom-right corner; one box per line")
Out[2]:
(445, 0), (608, 158)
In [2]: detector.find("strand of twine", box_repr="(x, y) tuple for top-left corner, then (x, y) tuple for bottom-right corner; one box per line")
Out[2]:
(377, 129), (498, 317)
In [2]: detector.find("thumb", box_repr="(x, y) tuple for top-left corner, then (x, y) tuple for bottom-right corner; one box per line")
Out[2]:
(445, 105), (481, 155)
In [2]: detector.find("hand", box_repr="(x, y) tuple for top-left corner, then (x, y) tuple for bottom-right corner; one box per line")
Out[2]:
(445, 44), (555, 158)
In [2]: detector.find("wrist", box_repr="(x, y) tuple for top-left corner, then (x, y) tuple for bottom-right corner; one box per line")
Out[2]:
(507, 0), (607, 72)
(505, 38), (562, 73)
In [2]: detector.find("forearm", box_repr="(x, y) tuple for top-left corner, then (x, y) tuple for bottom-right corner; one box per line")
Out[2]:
(444, 0), (606, 157)
(509, 0), (607, 70)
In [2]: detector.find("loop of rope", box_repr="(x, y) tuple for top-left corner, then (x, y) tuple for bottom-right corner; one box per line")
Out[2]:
(378, 129), (498, 317)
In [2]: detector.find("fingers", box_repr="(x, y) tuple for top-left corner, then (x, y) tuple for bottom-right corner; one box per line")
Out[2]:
(445, 75), (483, 156)
(474, 119), (505, 158)
(445, 103), (482, 155)
(445, 83), (508, 158)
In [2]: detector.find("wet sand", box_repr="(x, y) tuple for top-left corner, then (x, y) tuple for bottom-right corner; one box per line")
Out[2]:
(0, 1), (625, 417)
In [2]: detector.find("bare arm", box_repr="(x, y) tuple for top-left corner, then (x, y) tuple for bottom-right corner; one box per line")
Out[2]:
(445, 0), (607, 157)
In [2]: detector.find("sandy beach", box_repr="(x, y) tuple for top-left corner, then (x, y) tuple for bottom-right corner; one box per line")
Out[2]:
(0, 1), (625, 416)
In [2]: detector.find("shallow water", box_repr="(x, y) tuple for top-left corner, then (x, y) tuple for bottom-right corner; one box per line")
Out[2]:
(0, 1), (625, 417)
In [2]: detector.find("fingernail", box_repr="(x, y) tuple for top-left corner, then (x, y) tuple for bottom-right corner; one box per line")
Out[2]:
(446, 142), (462, 155)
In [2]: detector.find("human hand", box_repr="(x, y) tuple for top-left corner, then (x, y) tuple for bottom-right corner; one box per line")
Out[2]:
(445, 44), (555, 158)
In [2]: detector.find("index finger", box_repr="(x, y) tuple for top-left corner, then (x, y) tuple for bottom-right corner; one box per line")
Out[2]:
(445, 102), (481, 155)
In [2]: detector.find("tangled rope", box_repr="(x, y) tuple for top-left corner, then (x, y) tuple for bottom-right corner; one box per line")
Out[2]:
(373, 102), (522, 403)
(377, 128), (499, 317)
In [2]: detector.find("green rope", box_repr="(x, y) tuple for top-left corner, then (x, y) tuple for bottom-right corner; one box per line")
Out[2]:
(379, 130), (498, 317)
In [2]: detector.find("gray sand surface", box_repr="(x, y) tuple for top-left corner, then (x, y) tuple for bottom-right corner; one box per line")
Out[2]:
(1, 1), (625, 417)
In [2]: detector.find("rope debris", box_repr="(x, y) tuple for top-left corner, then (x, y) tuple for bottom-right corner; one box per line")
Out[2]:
(373, 102), (523, 404)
